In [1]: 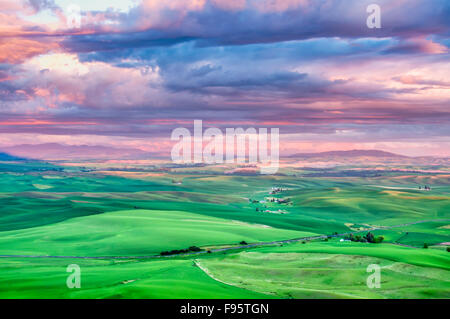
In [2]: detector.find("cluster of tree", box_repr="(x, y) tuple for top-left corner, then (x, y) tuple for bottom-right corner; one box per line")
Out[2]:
(269, 187), (284, 195)
(239, 241), (248, 245)
(265, 197), (291, 204)
(345, 232), (384, 243)
(160, 246), (202, 256)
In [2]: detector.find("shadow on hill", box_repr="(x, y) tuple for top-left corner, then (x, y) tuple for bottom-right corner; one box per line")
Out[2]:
(0, 152), (29, 161)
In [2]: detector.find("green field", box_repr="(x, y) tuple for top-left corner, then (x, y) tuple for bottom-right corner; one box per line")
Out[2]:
(0, 258), (271, 299)
(0, 209), (315, 256)
(197, 247), (450, 298)
(0, 161), (449, 298)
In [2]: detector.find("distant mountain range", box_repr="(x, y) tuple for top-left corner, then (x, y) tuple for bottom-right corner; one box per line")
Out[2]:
(288, 150), (408, 158)
(0, 143), (152, 160)
(0, 145), (443, 162)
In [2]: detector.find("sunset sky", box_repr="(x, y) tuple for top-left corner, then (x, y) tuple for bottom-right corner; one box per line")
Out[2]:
(0, 0), (449, 157)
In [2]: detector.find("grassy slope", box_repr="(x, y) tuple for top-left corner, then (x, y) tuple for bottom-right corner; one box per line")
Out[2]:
(257, 241), (450, 269)
(0, 209), (316, 256)
(198, 243), (450, 299)
(0, 258), (271, 299)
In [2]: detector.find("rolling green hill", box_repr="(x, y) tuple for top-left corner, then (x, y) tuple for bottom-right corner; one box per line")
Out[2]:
(0, 162), (448, 299)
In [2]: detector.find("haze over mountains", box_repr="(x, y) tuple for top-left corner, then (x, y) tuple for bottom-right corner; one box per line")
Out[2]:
(0, 143), (151, 161)
(288, 150), (408, 158)
(286, 149), (449, 167)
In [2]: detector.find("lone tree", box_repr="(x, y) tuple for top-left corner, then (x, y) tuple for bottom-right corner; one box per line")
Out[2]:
(423, 243), (429, 249)
(375, 235), (384, 243)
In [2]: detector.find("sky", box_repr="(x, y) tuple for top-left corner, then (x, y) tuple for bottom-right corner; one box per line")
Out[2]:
(0, 0), (449, 157)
